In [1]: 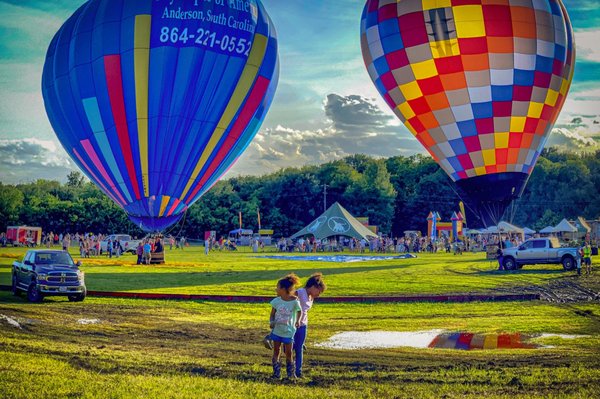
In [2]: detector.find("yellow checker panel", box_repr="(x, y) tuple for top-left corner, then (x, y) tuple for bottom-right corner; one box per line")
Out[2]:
(430, 39), (460, 58)
(527, 102), (544, 118)
(494, 132), (509, 148)
(474, 166), (487, 176)
(422, 0), (451, 10)
(510, 116), (526, 132)
(453, 6), (485, 38)
(482, 149), (496, 166)
(544, 89), (559, 106)
(398, 102), (415, 119)
(411, 59), (438, 80)
(399, 81), (423, 101)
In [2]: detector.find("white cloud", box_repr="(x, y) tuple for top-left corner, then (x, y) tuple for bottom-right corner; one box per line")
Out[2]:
(0, 137), (77, 183)
(548, 127), (597, 148)
(575, 29), (600, 63)
(226, 94), (426, 177)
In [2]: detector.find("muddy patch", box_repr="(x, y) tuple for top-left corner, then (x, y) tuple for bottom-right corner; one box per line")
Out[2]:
(0, 314), (22, 329)
(317, 331), (590, 350)
(491, 280), (600, 303)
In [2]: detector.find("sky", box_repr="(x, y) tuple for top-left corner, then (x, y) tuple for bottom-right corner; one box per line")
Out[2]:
(0, 0), (599, 184)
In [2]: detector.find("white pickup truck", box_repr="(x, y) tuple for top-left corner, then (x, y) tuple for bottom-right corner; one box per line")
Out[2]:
(501, 237), (580, 271)
(100, 234), (141, 254)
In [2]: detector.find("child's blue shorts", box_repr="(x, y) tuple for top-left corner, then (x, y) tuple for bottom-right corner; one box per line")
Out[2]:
(270, 332), (293, 344)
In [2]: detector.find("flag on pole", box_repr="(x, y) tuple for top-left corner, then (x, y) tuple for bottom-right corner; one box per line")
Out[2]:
(459, 201), (467, 227)
(257, 208), (261, 230)
(239, 211), (242, 229)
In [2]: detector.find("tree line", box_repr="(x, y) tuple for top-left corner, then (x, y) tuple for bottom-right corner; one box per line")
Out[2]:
(1, 149), (599, 239)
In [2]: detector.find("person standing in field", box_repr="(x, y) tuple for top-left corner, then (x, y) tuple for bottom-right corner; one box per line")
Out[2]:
(269, 274), (301, 380)
(136, 242), (143, 265)
(583, 243), (592, 275)
(142, 240), (152, 265)
(293, 273), (326, 378)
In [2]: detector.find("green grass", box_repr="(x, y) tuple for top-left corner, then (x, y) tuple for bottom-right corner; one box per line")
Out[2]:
(1, 294), (599, 398)
(1, 246), (599, 398)
(0, 246), (589, 296)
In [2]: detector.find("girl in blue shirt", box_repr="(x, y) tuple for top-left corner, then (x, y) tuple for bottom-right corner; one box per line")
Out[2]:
(269, 273), (301, 379)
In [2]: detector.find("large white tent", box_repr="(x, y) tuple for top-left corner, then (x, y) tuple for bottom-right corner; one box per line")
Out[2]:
(553, 218), (578, 241)
(553, 218), (577, 233)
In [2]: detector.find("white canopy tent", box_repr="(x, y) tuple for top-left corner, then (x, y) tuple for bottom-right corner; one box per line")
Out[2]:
(497, 221), (524, 235)
(539, 226), (555, 234)
(553, 218), (578, 241)
(553, 218), (577, 233)
(523, 227), (536, 235)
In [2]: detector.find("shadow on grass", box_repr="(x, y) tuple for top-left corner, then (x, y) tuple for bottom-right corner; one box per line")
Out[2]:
(475, 269), (567, 276)
(84, 263), (412, 292)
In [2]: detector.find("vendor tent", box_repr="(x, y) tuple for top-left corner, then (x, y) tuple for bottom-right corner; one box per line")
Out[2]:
(553, 219), (577, 233)
(523, 227), (536, 235)
(497, 221), (524, 235)
(553, 218), (578, 241)
(290, 202), (378, 241)
(539, 226), (555, 234)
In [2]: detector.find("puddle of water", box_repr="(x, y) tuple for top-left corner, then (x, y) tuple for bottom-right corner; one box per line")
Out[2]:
(316, 330), (445, 349)
(536, 333), (586, 339)
(0, 314), (22, 329)
(258, 254), (416, 263)
(317, 331), (586, 350)
(77, 318), (101, 325)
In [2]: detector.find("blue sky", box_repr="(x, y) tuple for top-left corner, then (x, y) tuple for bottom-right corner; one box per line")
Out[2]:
(0, 0), (599, 183)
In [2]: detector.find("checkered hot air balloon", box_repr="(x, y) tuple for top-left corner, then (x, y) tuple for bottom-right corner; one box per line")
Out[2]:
(42, 0), (279, 231)
(361, 0), (574, 226)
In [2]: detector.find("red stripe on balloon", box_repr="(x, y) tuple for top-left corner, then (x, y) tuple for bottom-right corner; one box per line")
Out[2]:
(166, 198), (181, 217)
(73, 148), (126, 208)
(104, 55), (142, 200)
(186, 76), (271, 203)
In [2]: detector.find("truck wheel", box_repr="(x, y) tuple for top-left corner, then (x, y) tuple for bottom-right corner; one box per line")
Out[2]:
(68, 289), (86, 302)
(562, 256), (575, 271)
(503, 257), (517, 270)
(27, 283), (43, 303)
(12, 275), (20, 296)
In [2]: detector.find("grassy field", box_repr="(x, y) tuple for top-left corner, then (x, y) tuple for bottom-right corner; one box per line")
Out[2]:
(1, 246), (599, 398)
(0, 246), (595, 296)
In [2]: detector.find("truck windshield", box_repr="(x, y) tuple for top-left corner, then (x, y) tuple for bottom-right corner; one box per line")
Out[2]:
(35, 252), (74, 266)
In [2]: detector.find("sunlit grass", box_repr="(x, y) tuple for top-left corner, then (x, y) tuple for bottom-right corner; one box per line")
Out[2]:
(0, 294), (599, 398)
(0, 246), (579, 296)
(1, 246), (599, 397)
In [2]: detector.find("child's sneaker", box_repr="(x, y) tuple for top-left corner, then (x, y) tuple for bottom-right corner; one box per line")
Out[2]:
(286, 361), (296, 380)
(272, 360), (281, 379)
(263, 334), (273, 350)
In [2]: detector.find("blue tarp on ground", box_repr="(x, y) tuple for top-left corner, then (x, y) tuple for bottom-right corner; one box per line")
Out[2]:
(257, 254), (417, 263)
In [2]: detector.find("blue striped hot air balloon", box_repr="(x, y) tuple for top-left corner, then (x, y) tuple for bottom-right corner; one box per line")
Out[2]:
(42, 0), (279, 231)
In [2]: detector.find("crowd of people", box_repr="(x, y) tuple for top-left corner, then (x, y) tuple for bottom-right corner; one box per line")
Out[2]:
(276, 234), (474, 255)
(28, 232), (191, 263)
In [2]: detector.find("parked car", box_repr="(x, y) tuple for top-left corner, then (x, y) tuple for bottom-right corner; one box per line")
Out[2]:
(100, 234), (141, 254)
(501, 237), (580, 271)
(12, 250), (86, 302)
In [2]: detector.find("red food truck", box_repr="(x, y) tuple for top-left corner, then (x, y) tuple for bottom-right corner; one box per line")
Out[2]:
(6, 226), (42, 247)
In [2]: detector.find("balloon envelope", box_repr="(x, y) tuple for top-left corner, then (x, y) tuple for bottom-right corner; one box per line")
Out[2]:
(43, 0), (279, 231)
(361, 0), (574, 226)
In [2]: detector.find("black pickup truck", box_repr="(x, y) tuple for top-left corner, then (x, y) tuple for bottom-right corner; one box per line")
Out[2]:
(12, 250), (86, 302)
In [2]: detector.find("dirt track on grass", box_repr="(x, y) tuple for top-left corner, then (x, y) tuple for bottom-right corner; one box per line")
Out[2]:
(491, 278), (600, 303)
